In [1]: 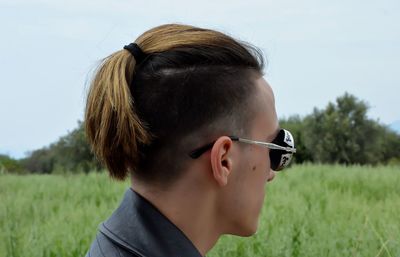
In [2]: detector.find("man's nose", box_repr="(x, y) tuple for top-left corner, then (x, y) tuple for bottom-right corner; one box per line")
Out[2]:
(267, 170), (276, 182)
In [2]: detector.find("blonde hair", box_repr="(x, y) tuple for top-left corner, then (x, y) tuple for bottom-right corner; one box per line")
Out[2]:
(85, 24), (264, 181)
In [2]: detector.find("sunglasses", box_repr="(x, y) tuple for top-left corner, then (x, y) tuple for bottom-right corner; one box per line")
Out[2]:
(188, 129), (296, 171)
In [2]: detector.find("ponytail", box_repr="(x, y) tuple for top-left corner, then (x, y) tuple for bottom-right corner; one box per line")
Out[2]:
(85, 49), (151, 180)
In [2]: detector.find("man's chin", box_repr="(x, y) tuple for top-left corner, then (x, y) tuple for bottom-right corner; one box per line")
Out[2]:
(228, 223), (259, 237)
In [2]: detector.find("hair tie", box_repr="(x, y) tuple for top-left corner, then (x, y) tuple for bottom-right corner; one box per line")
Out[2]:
(123, 43), (146, 64)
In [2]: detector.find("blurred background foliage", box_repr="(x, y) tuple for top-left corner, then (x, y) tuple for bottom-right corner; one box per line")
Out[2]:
(1, 93), (399, 175)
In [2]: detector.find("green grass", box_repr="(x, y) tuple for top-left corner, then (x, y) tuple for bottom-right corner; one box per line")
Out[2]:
(1, 165), (399, 257)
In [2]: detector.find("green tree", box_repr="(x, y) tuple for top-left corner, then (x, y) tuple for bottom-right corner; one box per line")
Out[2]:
(0, 154), (26, 174)
(303, 93), (394, 164)
(53, 121), (101, 173)
(377, 125), (400, 164)
(21, 148), (55, 174)
(22, 121), (101, 174)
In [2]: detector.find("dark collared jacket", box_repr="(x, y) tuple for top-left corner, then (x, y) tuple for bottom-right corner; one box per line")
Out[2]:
(85, 188), (203, 257)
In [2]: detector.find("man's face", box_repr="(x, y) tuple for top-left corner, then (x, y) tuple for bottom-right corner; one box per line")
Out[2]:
(221, 77), (279, 236)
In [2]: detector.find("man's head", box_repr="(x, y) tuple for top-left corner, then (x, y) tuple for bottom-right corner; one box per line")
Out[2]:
(85, 24), (266, 184)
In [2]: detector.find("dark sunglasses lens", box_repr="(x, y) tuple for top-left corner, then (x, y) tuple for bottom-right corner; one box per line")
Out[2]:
(269, 129), (295, 171)
(269, 150), (284, 171)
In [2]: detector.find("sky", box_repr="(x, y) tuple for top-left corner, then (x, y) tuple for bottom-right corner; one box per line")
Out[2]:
(1, 0), (399, 159)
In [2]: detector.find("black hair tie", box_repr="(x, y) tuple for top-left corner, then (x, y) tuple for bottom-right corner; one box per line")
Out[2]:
(123, 43), (146, 64)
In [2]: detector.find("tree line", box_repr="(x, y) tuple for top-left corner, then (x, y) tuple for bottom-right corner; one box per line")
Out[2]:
(1, 93), (399, 174)
(280, 93), (400, 165)
(1, 121), (101, 175)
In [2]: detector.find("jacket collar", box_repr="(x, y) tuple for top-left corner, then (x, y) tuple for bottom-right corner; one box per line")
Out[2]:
(99, 188), (203, 257)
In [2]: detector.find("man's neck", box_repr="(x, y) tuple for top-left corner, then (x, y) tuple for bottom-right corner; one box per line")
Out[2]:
(131, 179), (222, 256)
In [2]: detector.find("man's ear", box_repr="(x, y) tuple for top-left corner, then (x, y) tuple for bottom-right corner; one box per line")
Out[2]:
(210, 136), (233, 187)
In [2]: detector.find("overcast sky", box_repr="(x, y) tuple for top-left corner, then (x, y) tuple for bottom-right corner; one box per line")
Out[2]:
(1, 0), (399, 158)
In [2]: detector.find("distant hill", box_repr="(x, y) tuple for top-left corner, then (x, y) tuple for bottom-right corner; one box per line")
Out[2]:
(389, 120), (400, 134)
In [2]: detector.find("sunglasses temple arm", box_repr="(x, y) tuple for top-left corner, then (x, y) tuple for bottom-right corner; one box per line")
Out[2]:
(237, 138), (296, 153)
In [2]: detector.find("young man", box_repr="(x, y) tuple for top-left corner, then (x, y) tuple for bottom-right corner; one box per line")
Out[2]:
(85, 24), (296, 257)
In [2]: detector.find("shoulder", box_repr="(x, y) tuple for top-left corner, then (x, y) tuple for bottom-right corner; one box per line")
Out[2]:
(85, 232), (142, 257)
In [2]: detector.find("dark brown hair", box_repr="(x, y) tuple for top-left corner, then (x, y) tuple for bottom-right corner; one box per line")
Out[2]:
(85, 24), (264, 184)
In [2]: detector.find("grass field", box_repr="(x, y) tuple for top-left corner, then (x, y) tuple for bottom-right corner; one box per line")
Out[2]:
(1, 165), (399, 257)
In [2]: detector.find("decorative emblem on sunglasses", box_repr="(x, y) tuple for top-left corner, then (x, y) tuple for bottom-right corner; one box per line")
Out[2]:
(284, 131), (293, 145)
